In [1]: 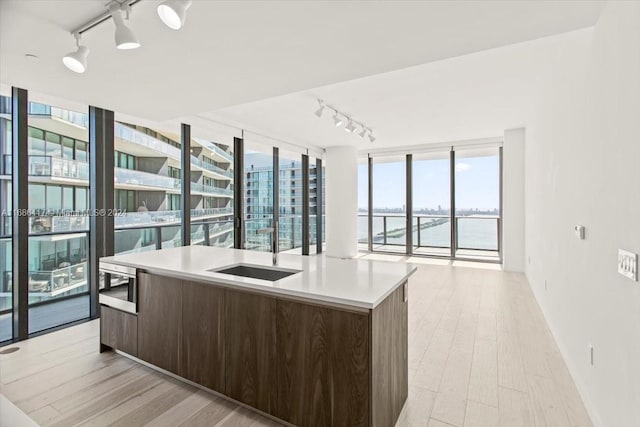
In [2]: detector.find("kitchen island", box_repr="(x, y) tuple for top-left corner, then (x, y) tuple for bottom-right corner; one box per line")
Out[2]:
(98, 246), (416, 427)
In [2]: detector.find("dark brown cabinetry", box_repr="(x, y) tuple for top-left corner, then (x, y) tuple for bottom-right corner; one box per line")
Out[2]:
(100, 305), (137, 356)
(182, 281), (225, 393)
(137, 272), (183, 375)
(224, 289), (277, 414)
(100, 273), (408, 427)
(371, 283), (408, 426)
(276, 300), (370, 426)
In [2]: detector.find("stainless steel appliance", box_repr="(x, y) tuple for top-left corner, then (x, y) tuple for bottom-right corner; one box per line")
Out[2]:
(99, 261), (137, 314)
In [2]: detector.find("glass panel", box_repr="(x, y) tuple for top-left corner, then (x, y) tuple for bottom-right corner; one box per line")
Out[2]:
(62, 137), (74, 159)
(454, 148), (500, 259)
(0, 94), (12, 341)
(63, 186), (74, 210)
(189, 127), (234, 249)
(372, 155), (406, 253)
(76, 188), (87, 211)
(75, 141), (88, 162)
(29, 184), (46, 211)
(45, 132), (62, 157)
(28, 99), (90, 334)
(28, 233), (89, 334)
(412, 151), (451, 256)
(46, 186), (62, 211)
(244, 143), (273, 251)
(308, 157), (317, 254)
(357, 160), (368, 249)
(28, 127), (45, 156)
(278, 149), (302, 252)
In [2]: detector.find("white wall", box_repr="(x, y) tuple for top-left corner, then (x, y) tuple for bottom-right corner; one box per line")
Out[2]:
(525, 2), (640, 426)
(502, 127), (526, 272)
(325, 146), (358, 258)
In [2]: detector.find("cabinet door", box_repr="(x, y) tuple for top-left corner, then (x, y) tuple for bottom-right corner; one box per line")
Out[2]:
(137, 272), (182, 375)
(276, 300), (370, 426)
(182, 281), (225, 392)
(100, 305), (137, 356)
(225, 289), (277, 414)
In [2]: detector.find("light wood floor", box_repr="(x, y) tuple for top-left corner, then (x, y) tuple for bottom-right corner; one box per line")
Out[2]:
(0, 258), (592, 427)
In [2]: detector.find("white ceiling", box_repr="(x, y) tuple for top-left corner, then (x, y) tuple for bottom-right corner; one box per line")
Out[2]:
(1, 0), (603, 127)
(204, 27), (593, 150)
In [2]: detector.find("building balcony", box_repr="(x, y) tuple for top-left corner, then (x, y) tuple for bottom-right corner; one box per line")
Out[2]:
(190, 183), (233, 197)
(115, 167), (180, 190)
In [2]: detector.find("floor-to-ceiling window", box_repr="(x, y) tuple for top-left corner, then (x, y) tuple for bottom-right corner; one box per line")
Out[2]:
(0, 94), (12, 342)
(244, 143), (274, 251)
(27, 99), (90, 334)
(454, 147), (501, 259)
(357, 159), (369, 250)
(366, 143), (502, 261)
(278, 149), (302, 252)
(189, 128), (234, 249)
(372, 155), (406, 253)
(412, 151), (451, 256)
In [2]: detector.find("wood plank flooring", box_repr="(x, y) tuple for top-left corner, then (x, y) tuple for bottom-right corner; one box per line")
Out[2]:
(0, 257), (592, 427)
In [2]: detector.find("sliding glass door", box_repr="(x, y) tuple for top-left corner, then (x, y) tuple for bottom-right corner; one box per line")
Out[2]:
(412, 151), (451, 256)
(366, 145), (502, 261)
(454, 148), (501, 260)
(372, 156), (406, 253)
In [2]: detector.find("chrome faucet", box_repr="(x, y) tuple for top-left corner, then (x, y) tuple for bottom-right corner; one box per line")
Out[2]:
(257, 221), (279, 265)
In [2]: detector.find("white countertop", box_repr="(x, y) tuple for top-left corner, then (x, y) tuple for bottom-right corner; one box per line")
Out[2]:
(100, 246), (417, 309)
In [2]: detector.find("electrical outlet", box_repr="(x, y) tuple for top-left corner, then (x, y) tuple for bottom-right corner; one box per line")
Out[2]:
(618, 249), (638, 281)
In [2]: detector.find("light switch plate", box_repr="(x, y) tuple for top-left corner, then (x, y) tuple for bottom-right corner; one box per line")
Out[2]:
(574, 225), (585, 240)
(618, 249), (638, 281)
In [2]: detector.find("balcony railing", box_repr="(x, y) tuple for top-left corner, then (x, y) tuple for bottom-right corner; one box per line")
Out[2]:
(194, 138), (233, 162)
(115, 167), (180, 189)
(190, 183), (233, 197)
(357, 214), (500, 255)
(3, 155), (89, 180)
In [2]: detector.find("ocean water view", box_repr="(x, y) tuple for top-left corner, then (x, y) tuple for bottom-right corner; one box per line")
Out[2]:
(357, 214), (499, 251)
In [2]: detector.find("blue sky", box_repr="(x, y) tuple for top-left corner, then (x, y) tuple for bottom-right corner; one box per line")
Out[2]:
(358, 154), (499, 211)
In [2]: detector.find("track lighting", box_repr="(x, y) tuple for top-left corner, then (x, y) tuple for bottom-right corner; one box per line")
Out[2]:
(63, 33), (89, 73)
(314, 100), (325, 118)
(110, 3), (141, 50)
(314, 98), (375, 141)
(157, 0), (192, 30)
(345, 119), (357, 133)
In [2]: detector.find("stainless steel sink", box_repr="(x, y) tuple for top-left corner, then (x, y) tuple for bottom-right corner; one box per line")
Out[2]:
(208, 263), (301, 281)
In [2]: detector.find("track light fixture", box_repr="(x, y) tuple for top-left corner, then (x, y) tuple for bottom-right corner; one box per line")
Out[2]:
(63, 33), (89, 73)
(110, 2), (141, 50)
(345, 119), (357, 133)
(314, 100), (325, 118)
(64, 0), (193, 73)
(314, 99), (375, 141)
(157, 0), (193, 30)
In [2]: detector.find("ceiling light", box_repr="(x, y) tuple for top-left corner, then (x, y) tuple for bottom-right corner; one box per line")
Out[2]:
(333, 113), (343, 127)
(345, 119), (357, 133)
(368, 132), (376, 143)
(157, 0), (192, 30)
(314, 100), (325, 118)
(358, 127), (367, 138)
(63, 33), (89, 73)
(110, 4), (141, 50)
